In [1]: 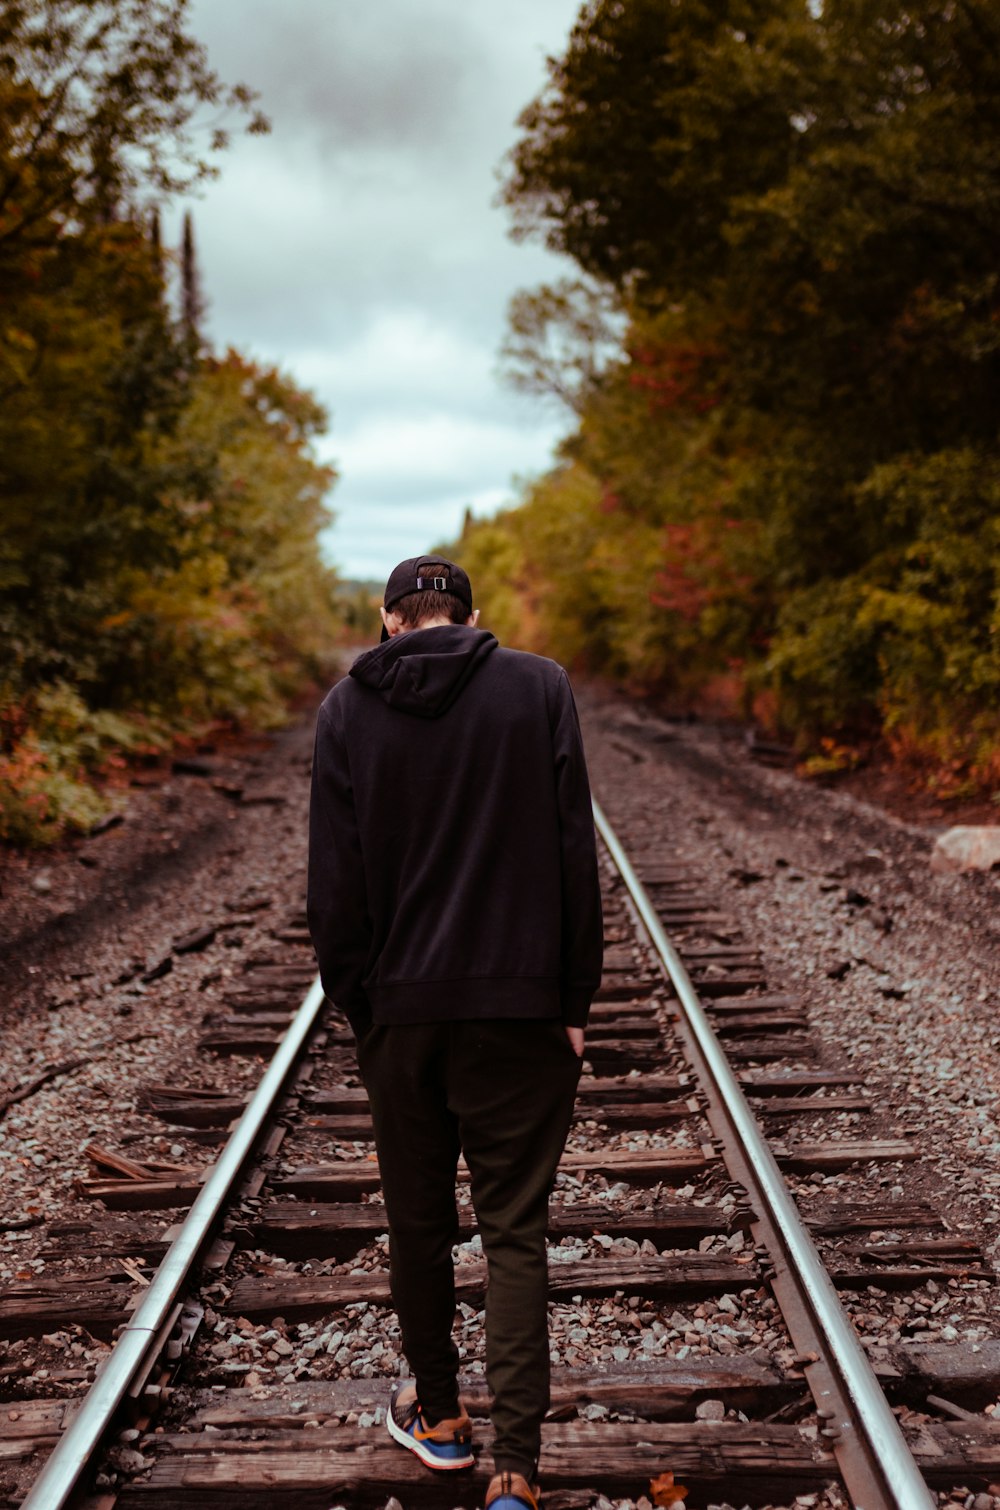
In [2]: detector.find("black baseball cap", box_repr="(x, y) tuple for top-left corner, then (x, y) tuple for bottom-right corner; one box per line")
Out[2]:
(380, 555), (473, 641)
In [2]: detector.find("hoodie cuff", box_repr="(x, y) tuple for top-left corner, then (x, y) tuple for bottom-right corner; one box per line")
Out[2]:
(561, 986), (594, 1029)
(336, 993), (373, 1041)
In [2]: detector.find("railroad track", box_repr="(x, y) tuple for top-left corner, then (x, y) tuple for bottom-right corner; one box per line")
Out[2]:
(6, 801), (1000, 1509)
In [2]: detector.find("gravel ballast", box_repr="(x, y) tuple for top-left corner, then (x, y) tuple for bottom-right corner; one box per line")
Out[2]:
(4, 684), (1000, 1509)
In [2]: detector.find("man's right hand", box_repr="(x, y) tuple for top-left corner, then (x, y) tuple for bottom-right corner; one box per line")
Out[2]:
(565, 1026), (585, 1057)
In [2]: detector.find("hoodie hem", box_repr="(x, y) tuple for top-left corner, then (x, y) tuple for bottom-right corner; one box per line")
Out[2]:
(369, 977), (562, 1023)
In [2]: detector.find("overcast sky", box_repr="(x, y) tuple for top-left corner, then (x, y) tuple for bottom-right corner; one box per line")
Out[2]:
(176, 0), (582, 581)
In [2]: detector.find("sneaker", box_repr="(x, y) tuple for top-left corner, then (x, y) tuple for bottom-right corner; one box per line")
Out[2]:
(484, 1471), (541, 1509)
(385, 1380), (475, 1471)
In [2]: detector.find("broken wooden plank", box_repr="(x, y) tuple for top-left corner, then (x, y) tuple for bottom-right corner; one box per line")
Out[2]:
(583, 1018), (662, 1041)
(830, 1266), (994, 1288)
(693, 977), (770, 998)
(710, 995), (802, 1013)
(754, 1095), (872, 1116)
(141, 1094), (246, 1128)
(593, 980), (660, 1002)
(842, 1239), (985, 1263)
(0, 1278), (136, 1340)
(726, 1038), (817, 1062)
(82, 1143), (157, 1181)
(198, 1030), (283, 1055)
(576, 1074), (688, 1102)
(75, 1176), (204, 1210)
(572, 1101), (695, 1128)
(40, 1219), (171, 1264)
(805, 1201), (944, 1235)
(774, 1139), (917, 1172)
(889, 1340), (1000, 1410)
(0, 1057), (88, 1120)
(577, 1039), (667, 1070)
(710, 1012), (808, 1035)
(739, 1070), (861, 1094)
(202, 1013), (291, 1034)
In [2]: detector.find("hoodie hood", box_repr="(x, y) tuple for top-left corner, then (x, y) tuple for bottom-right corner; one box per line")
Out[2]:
(350, 624), (498, 718)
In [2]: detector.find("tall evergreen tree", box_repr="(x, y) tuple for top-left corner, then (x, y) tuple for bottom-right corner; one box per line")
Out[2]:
(150, 206), (163, 283)
(181, 210), (205, 347)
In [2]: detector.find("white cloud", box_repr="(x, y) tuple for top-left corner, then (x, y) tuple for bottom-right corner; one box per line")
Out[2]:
(334, 411), (559, 498)
(180, 0), (583, 577)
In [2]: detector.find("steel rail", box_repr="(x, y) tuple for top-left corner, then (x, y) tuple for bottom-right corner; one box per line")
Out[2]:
(23, 975), (327, 1510)
(592, 799), (935, 1510)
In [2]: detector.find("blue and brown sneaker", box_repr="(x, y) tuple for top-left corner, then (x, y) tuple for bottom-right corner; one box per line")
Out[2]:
(486, 1473), (540, 1510)
(385, 1380), (475, 1471)
(485, 1471), (541, 1509)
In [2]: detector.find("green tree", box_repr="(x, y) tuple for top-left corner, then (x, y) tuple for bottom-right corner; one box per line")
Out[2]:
(0, 0), (267, 259)
(494, 0), (1000, 781)
(0, 4), (346, 845)
(501, 0), (814, 293)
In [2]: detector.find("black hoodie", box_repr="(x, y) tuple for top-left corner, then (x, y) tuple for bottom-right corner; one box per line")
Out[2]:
(307, 624), (603, 1038)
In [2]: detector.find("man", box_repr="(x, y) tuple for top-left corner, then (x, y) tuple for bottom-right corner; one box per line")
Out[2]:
(307, 555), (603, 1510)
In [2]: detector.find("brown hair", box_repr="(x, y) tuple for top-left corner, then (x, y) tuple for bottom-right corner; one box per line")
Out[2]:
(389, 564), (469, 628)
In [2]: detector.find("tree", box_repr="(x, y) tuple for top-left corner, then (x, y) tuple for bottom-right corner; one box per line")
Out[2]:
(494, 0), (1000, 778)
(500, 0), (813, 293)
(0, 3), (347, 846)
(0, 0), (268, 261)
(181, 209), (205, 347)
(499, 278), (623, 414)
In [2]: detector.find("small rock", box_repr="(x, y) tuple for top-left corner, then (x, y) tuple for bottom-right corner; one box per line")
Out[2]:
(109, 1447), (148, 1474)
(695, 1398), (726, 1421)
(31, 873), (53, 895)
(930, 826), (1000, 875)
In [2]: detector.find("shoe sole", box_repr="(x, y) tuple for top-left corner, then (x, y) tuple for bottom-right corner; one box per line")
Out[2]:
(386, 1408), (475, 1471)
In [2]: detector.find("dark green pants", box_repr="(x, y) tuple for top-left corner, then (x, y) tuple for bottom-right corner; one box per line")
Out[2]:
(357, 1017), (582, 1478)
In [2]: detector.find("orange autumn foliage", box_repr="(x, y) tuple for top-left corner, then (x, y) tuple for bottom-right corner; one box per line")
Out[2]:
(650, 1469), (688, 1506)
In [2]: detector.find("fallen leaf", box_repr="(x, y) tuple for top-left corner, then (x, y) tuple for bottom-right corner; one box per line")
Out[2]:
(650, 1470), (688, 1506)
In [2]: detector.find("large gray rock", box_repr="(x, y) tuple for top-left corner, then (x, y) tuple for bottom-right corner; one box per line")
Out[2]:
(930, 826), (1000, 874)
